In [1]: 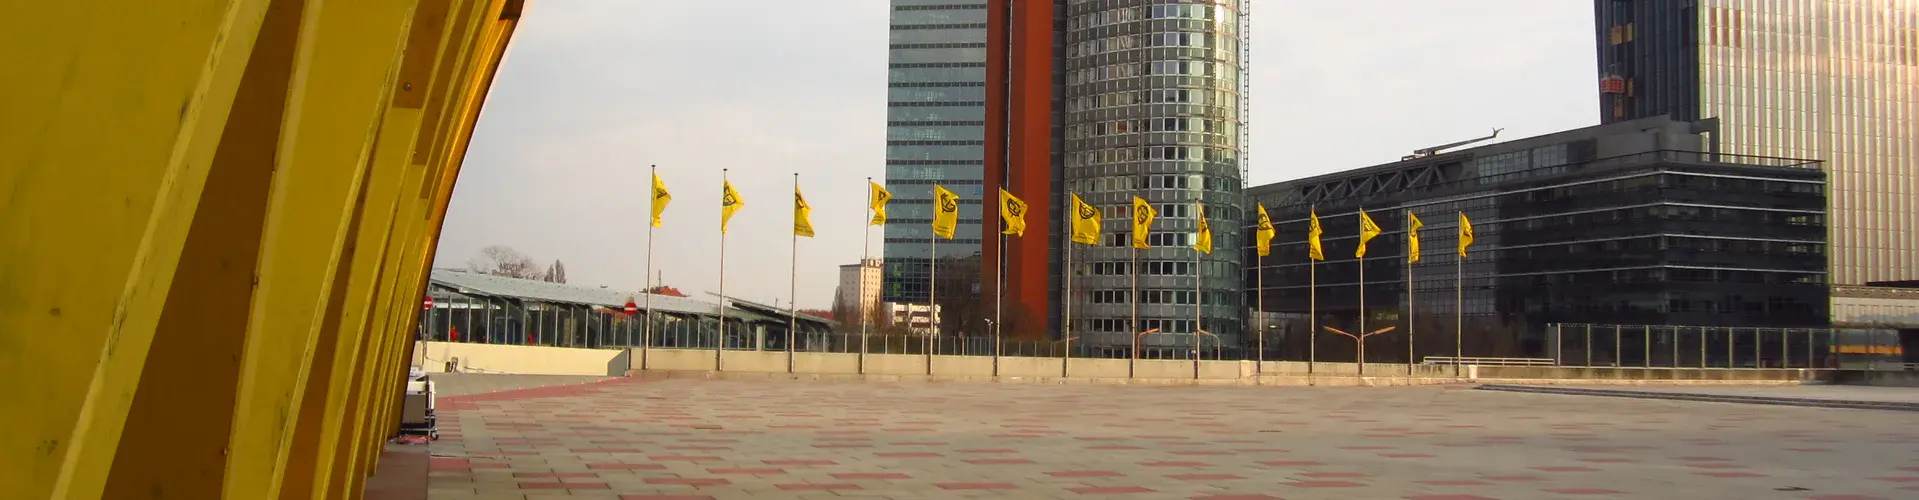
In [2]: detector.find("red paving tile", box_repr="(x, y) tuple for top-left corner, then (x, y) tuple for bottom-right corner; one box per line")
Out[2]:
(1542, 488), (1625, 495)
(644, 478), (730, 486)
(937, 482), (1018, 490)
(1141, 461), (1212, 467)
(1069, 485), (1156, 494)
(832, 472), (912, 480)
(1169, 473), (1245, 480)
(1047, 470), (1125, 478)
(1191, 495), (1284, 500)
(776, 483), (862, 491)
(706, 468), (786, 474)
(1418, 480), (1494, 486)
(518, 481), (610, 490)
(963, 458), (1034, 464)
(1407, 496), (1498, 500)
(588, 463), (667, 470)
(511, 472), (598, 478)
(619, 496), (716, 500)
(763, 459), (835, 466)
(1284, 480), (1367, 488)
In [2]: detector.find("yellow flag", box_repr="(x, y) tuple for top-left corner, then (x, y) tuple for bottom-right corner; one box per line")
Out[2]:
(720, 181), (744, 234)
(1130, 196), (1157, 249)
(931, 185), (959, 240)
(1307, 210), (1325, 261)
(1458, 212), (1475, 257)
(794, 186), (815, 238)
(1070, 193), (1101, 245)
(869, 182), (891, 226)
(1254, 204), (1275, 257)
(999, 189), (1027, 237)
(1192, 204), (1213, 254)
(1356, 209), (1381, 258)
(651, 173), (671, 228)
(1407, 211), (1423, 263)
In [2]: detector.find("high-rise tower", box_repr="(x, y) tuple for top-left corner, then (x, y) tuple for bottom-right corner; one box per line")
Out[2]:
(1595, 0), (1919, 286)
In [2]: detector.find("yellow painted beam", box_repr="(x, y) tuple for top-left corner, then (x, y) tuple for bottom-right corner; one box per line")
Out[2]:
(0, 1), (273, 499)
(281, 1), (449, 494)
(328, 0), (502, 492)
(98, 1), (306, 498)
(224, 0), (424, 498)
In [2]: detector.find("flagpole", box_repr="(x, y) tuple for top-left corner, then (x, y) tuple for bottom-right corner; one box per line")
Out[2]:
(1309, 246), (1317, 379)
(995, 196), (1005, 375)
(788, 172), (800, 374)
(717, 168), (729, 371)
(1406, 211), (1415, 377)
(1358, 210), (1366, 377)
(929, 232), (937, 374)
(1455, 212), (1464, 378)
(861, 178), (873, 374)
(1063, 213), (1073, 378)
(1192, 197), (1202, 379)
(1256, 252), (1264, 371)
(644, 165), (657, 371)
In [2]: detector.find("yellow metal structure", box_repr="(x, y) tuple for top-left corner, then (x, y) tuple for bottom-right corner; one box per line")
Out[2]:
(0, 0), (525, 498)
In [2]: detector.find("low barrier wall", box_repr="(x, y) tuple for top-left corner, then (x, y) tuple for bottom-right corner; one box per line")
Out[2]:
(622, 347), (1832, 386)
(1832, 370), (1919, 387)
(418, 341), (630, 376)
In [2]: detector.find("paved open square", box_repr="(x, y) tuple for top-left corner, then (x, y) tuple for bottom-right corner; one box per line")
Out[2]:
(427, 375), (1919, 499)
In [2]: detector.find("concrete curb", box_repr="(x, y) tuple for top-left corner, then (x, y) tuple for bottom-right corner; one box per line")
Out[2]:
(1476, 384), (1919, 412)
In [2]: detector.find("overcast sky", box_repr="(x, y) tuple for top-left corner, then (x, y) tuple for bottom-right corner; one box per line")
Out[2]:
(435, 0), (1599, 309)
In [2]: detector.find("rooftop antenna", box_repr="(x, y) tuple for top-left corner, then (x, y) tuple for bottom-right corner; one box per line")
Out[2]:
(1402, 128), (1504, 161)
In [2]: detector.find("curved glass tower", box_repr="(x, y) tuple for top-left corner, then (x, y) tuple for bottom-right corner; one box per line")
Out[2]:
(1061, 0), (1245, 351)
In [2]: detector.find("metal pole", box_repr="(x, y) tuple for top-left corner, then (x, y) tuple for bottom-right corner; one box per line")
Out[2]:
(1256, 253), (1264, 373)
(1752, 328), (1760, 369)
(1454, 240), (1462, 377)
(1309, 257), (1317, 376)
(1132, 242), (1139, 366)
(1063, 232), (1073, 377)
(1406, 212), (1414, 376)
(1554, 324), (1562, 366)
(717, 168), (728, 371)
(1699, 327), (1706, 368)
(1358, 240), (1366, 377)
(861, 178), (873, 374)
(1193, 198), (1202, 380)
(1644, 325), (1651, 368)
(644, 165), (657, 367)
(789, 173), (801, 372)
(1726, 327), (1734, 368)
(929, 232), (937, 375)
(1613, 325), (1621, 368)
(1584, 324), (1592, 367)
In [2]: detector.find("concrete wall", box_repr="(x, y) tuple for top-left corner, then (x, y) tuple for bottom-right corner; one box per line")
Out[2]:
(621, 348), (1831, 386)
(1832, 370), (1919, 387)
(420, 341), (630, 377)
(420, 343), (1833, 386)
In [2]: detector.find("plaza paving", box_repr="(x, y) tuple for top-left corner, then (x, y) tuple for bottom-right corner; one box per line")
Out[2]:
(426, 375), (1919, 499)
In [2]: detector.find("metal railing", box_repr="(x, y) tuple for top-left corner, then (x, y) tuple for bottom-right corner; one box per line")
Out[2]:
(1545, 323), (1894, 370)
(1422, 356), (1556, 366)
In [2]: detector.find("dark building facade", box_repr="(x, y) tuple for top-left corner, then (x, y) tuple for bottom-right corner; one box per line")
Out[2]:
(1244, 116), (1831, 359)
(1594, 0), (1919, 286)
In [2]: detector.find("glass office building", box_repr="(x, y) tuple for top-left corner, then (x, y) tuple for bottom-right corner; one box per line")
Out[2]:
(882, 1), (990, 305)
(1060, 0), (1248, 350)
(1245, 117), (1831, 359)
(1595, 0), (1919, 286)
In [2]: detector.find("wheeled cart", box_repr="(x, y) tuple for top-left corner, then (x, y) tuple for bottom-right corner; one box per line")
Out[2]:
(399, 368), (438, 440)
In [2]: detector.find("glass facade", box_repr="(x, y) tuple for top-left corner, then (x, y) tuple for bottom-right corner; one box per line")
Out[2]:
(882, 1), (991, 304)
(1597, 0), (1919, 286)
(1061, 0), (1247, 349)
(1246, 119), (1832, 359)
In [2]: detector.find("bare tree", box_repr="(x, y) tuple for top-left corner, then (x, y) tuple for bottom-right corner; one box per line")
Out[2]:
(468, 245), (542, 279)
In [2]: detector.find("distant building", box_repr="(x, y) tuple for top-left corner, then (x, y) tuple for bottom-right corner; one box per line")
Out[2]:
(835, 258), (884, 328)
(1245, 115), (1831, 358)
(882, 302), (942, 336)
